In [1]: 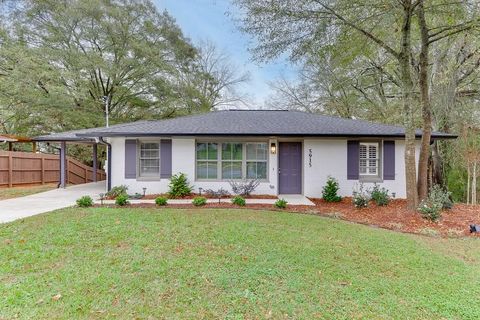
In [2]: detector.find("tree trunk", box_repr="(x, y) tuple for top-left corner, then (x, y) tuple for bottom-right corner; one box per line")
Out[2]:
(431, 141), (444, 187)
(399, 1), (418, 210)
(467, 164), (471, 205)
(417, 1), (432, 201)
(472, 162), (477, 205)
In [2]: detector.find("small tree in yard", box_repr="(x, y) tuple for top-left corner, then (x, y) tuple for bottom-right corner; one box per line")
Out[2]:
(168, 173), (193, 198)
(322, 176), (342, 202)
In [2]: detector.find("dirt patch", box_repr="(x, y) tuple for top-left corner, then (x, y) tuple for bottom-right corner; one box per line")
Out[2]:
(95, 198), (480, 238)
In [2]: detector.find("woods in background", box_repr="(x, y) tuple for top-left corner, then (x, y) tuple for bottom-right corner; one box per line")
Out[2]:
(0, 0), (249, 137)
(234, 0), (480, 205)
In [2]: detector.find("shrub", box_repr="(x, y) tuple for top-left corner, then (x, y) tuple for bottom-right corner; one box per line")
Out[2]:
(429, 184), (453, 210)
(274, 198), (288, 209)
(106, 185), (128, 198)
(417, 185), (452, 221)
(115, 194), (130, 206)
(155, 197), (168, 206)
(192, 196), (207, 206)
(76, 195), (93, 208)
(204, 188), (230, 203)
(321, 176), (342, 202)
(352, 183), (370, 208)
(231, 196), (246, 206)
(168, 173), (193, 198)
(370, 184), (390, 206)
(418, 200), (442, 222)
(229, 179), (260, 196)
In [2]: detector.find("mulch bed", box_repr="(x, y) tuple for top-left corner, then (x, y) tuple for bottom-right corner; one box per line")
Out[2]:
(96, 198), (480, 238)
(107, 193), (278, 200)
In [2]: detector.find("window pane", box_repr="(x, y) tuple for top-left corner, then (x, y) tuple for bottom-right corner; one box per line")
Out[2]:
(196, 143), (207, 160)
(222, 143), (242, 160)
(197, 161), (208, 179)
(247, 161), (267, 179)
(222, 143), (231, 160)
(247, 143), (267, 160)
(222, 161), (242, 179)
(368, 145), (377, 159)
(208, 143), (218, 160)
(197, 161), (217, 179)
(141, 143), (158, 150)
(207, 161), (218, 179)
(140, 159), (159, 174)
(359, 145), (367, 159)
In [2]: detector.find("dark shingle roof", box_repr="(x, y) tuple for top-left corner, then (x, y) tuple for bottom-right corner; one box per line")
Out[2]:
(35, 110), (456, 140)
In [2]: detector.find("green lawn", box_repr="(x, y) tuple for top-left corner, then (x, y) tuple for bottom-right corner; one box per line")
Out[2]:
(1, 208), (479, 319)
(0, 184), (56, 200)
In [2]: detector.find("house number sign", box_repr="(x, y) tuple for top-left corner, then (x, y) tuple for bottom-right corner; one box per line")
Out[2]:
(309, 149), (312, 167)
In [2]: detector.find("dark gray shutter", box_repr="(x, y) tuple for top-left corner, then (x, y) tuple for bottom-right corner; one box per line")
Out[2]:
(383, 140), (395, 180)
(347, 141), (359, 180)
(124, 139), (137, 179)
(160, 139), (172, 178)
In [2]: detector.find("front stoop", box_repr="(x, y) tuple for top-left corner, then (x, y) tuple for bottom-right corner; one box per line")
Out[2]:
(277, 195), (316, 206)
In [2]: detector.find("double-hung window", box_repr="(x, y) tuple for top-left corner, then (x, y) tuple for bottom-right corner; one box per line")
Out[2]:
(139, 142), (160, 177)
(196, 142), (218, 179)
(246, 143), (267, 179)
(195, 142), (268, 180)
(221, 143), (243, 179)
(359, 142), (379, 176)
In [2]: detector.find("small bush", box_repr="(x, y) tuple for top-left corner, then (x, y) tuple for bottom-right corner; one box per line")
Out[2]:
(204, 188), (230, 203)
(106, 185), (128, 198)
(417, 185), (452, 221)
(418, 200), (442, 221)
(76, 195), (93, 208)
(429, 184), (453, 209)
(155, 197), (168, 206)
(229, 179), (260, 196)
(274, 198), (288, 209)
(192, 196), (207, 206)
(370, 184), (390, 206)
(115, 194), (130, 206)
(322, 176), (342, 202)
(232, 196), (246, 206)
(352, 183), (370, 208)
(168, 173), (193, 198)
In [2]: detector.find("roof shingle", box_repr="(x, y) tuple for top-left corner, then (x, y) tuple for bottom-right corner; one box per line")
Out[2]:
(35, 110), (456, 140)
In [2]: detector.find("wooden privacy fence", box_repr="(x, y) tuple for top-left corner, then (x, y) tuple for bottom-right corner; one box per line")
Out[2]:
(0, 151), (105, 187)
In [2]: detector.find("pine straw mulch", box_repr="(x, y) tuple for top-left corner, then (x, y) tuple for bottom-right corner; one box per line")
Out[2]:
(96, 198), (480, 238)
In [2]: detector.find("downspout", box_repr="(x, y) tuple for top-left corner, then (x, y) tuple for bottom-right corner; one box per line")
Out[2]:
(98, 137), (112, 192)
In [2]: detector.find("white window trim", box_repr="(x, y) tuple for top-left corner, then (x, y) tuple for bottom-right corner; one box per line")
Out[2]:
(195, 141), (269, 182)
(359, 141), (382, 181)
(359, 142), (380, 177)
(137, 140), (161, 180)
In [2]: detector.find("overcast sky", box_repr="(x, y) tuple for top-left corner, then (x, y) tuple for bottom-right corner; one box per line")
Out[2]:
(155, 0), (297, 107)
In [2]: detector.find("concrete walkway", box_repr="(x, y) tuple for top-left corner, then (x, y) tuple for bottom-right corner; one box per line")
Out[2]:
(0, 181), (105, 223)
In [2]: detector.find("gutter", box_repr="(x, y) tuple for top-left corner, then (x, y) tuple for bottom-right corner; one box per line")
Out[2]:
(98, 137), (112, 192)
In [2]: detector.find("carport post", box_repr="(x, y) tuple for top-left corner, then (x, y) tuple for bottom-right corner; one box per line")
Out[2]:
(92, 143), (98, 182)
(60, 141), (67, 188)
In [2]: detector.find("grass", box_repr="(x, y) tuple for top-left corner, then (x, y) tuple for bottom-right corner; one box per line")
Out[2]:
(0, 184), (57, 200)
(1, 208), (479, 319)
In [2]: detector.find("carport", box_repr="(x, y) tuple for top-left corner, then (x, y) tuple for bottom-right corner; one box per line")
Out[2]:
(33, 128), (111, 191)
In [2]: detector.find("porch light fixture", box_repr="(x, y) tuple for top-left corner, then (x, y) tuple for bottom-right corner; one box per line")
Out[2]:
(270, 142), (277, 154)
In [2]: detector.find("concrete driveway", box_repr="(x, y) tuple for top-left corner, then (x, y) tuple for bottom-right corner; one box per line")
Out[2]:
(0, 181), (105, 223)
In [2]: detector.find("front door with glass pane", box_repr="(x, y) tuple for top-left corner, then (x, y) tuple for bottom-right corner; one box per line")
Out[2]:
(278, 142), (302, 194)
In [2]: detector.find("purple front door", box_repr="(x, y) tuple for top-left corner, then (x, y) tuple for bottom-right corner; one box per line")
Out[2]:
(279, 142), (302, 194)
